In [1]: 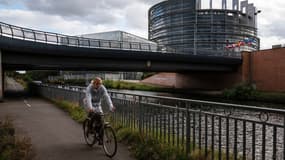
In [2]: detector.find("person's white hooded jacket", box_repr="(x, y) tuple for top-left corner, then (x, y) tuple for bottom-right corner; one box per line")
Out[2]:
(85, 83), (114, 113)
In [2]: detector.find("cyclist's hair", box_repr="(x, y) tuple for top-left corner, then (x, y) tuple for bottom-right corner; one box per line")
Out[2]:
(93, 77), (102, 85)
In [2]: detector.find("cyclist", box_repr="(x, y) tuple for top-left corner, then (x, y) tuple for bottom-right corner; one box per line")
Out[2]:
(85, 77), (115, 145)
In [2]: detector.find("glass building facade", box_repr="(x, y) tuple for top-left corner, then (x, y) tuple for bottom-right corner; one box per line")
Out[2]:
(149, 0), (259, 56)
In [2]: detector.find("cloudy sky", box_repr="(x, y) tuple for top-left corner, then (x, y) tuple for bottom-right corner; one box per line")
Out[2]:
(0, 0), (284, 49)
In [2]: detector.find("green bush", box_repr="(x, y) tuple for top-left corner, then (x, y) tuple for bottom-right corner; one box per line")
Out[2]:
(223, 83), (258, 100)
(53, 100), (87, 123)
(115, 126), (188, 160)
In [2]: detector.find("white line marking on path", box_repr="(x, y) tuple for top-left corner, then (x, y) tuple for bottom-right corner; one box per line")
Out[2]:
(24, 100), (32, 108)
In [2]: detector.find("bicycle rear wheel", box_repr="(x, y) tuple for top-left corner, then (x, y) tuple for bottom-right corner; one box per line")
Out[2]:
(102, 126), (117, 157)
(83, 119), (96, 147)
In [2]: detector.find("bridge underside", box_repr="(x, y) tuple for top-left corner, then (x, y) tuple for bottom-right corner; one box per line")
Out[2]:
(3, 52), (238, 72)
(0, 36), (241, 72)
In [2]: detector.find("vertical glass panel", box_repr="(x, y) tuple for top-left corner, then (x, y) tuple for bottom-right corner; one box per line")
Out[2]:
(227, 0), (233, 10)
(213, 0), (222, 9)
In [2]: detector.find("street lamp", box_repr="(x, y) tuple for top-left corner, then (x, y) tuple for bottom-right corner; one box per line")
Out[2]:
(254, 10), (261, 50)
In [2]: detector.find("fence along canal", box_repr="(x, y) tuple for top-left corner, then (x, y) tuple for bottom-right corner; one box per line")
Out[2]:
(37, 84), (285, 160)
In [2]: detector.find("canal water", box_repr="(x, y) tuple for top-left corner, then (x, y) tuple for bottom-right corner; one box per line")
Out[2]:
(110, 89), (285, 109)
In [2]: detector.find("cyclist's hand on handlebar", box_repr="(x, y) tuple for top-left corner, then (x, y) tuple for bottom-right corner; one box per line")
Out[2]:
(111, 106), (116, 112)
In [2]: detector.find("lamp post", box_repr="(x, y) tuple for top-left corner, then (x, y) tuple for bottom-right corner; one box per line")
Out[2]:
(254, 10), (261, 50)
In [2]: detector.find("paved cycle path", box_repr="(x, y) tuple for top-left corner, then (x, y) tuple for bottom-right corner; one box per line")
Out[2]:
(0, 78), (135, 160)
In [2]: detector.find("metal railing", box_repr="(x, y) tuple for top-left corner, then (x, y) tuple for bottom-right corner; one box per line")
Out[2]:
(0, 21), (157, 52)
(37, 84), (284, 159)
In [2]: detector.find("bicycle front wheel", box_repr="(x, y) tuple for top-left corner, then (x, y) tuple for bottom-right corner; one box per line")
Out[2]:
(83, 119), (96, 147)
(102, 126), (117, 157)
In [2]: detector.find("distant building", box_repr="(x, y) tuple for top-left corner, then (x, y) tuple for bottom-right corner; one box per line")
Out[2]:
(149, 0), (260, 55)
(80, 30), (154, 44)
(79, 30), (158, 51)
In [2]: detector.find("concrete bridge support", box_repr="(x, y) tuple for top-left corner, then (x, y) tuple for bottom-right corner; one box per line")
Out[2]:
(141, 53), (253, 90)
(142, 72), (242, 90)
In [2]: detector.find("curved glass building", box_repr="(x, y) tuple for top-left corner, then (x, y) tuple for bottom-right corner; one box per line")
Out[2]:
(149, 0), (260, 56)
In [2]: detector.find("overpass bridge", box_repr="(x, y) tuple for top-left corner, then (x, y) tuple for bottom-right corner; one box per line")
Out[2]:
(0, 21), (242, 99)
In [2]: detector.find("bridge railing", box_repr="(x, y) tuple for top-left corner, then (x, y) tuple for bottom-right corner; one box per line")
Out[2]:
(36, 84), (285, 160)
(0, 21), (158, 52)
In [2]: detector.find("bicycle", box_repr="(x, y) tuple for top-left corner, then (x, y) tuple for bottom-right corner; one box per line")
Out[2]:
(82, 112), (117, 158)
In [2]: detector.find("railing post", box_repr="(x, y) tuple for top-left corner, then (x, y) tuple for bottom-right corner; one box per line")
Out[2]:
(0, 50), (3, 101)
(21, 28), (25, 40)
(273, 126), (277, 160)
(0, 24), (2, 35)
(262, 122), (266, 160)
(98, 40), (101, 47)
(283, 115), (285, 160)
(138, 96), (142, 133)
(176, 104), (180, 147)
(88, 39), (90, 48)
(211, 114), (215, 160)
(56, 34), (59, 44)
(186, 103), (190, 157)
(33, 31), (36, 41)
(226, 116), (230, 160)
(252, 122), (256, 160)
(10, 26), (14, 38)
(205, 113), (208, 158)
(44, 33), (47, 43)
